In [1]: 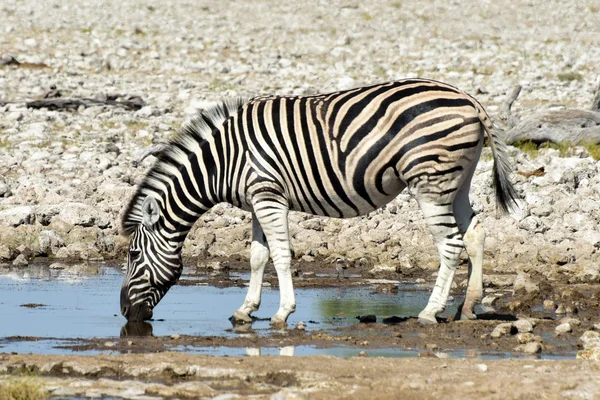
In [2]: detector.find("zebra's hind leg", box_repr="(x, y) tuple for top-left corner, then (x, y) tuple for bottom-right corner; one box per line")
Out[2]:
(252, 196), (296, 328)
(232, 215), (269, 324)
(453, 192), (485, 321)
(417, 200), (465, 325)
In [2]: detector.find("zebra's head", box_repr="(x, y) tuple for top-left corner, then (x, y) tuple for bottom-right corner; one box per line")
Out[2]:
(121, 196), (183, 322)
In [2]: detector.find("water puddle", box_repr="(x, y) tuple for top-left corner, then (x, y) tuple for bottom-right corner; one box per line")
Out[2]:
(0, 263), (577, 359)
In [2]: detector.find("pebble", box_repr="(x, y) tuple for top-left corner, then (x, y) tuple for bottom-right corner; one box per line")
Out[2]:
(513, 319), (534, 333)
(12, 254), (28, 266)
(515, 342), (542, 354)
(170, 334), (181, 340)
(542, 299), (557, 310)
(555, 323), (572, 335)
(295, 321), (306, 331)
(491, 323), (517, 338)
(476, 364), (488, 373)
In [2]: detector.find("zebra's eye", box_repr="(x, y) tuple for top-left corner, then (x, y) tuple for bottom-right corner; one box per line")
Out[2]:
(129, 250), (141, 259)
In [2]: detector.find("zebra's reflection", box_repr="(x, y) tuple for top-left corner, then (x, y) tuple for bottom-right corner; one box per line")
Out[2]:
(245, 346), (295, 357)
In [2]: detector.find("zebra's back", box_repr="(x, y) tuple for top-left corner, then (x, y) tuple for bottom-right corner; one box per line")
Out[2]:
(240, 79), (487, 218)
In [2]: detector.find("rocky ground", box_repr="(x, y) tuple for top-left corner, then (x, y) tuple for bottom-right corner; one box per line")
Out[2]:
(1, 0), (600, 398)
(1, 0), (600, 274)
(1, 353), (600, 399)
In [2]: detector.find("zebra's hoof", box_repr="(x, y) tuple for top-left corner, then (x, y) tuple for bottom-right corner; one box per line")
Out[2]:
(230, 311), (253, 325)
(270, 319), (288, 329)
(458, 310), (477, 321)
(417, 313), (438, 326)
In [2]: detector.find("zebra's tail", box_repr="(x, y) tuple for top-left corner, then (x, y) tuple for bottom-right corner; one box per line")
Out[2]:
(479, 113), (519, 214)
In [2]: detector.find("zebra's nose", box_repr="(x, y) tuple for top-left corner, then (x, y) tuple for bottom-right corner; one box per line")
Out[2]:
(120, 286), (131, 319)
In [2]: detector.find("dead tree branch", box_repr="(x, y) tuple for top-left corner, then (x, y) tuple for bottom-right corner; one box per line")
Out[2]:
(500, 79), (600, 145)
(25, 95), (146, 111)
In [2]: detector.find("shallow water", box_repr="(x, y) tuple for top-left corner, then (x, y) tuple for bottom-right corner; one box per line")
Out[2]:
(0, 263), (448, 353)
(0, 264), (577, 359)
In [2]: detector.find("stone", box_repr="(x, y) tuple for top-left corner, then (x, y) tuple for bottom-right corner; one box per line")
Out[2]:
(0, 244), (14, 261)
(515, 342), (542, 354)
(0, 178), (11, 197)
(555, 322), (572, 335)
(295, 321), (306, 330)
(0, 206), (36, 227)
(559, 317), (581, 326)
(578, 330), (600, 350)
(39, 230), (66, 255)
(482, 294), (501, 307)
(476, 364), (488, 373)
(517, 333), (536, 344)
(513, 319), (534, 333)
(513, 272), (540, 294)
(24, 38), (37, 47)
(357, 315), (376, 323)
(490, 323), (517, 338)
(542, 299), (557, 310)
(58, 203), (97, 227)
(12, 254), (28, 266)
(577, 348), (600, 361)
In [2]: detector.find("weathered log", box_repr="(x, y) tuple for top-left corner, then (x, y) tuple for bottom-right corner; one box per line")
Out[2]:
(499, 85), (522, 129)
(504, 109), (600, 145)
(501, 79), (600, 145)
(25, 95), (145, 111)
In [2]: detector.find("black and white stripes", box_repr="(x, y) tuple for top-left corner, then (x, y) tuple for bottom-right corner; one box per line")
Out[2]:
(120, 78), (517, 325)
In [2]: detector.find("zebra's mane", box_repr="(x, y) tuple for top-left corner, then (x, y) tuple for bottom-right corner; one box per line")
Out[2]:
(121, 97), (248, 236)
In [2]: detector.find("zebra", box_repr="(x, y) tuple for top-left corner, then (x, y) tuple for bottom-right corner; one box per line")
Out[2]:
(120, 78), (517, 326)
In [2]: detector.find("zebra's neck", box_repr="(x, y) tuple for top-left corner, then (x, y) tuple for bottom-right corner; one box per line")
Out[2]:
(155, 130), (240, 247)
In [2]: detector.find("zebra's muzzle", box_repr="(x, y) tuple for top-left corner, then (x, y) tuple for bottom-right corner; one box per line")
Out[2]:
(121, 287), (153, 322)
(122, 302), (153, 322)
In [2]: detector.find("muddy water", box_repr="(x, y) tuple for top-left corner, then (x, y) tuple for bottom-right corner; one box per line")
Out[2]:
(0, 263), (455, 355)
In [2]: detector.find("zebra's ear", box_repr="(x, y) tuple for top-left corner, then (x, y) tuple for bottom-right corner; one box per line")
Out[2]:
(141, 196), (160, 230)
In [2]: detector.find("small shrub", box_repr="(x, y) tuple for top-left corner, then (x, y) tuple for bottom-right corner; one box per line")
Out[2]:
(557, 71), (583, 82)
(514, 140), (575, 158)
(0, 378), (46, 400)
(513, 140), (539, 158)
(544, 141), (572, 157)
(584, 142), (600, 160)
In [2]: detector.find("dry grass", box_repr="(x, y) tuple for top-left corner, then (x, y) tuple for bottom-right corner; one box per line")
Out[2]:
(0, 378), (46, 400)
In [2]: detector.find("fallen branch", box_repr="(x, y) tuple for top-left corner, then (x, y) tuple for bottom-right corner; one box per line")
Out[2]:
(25, 95), (146, 111)
(501, 79), (600, 145)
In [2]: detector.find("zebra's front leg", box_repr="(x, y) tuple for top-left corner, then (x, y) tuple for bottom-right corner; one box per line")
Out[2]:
(232, 215), (269, 324)
(417, 201), (464, 325)
(252, 196), (295, 328)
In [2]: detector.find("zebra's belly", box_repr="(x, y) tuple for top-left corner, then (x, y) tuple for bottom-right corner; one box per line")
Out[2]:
(286, 173), (407, 218)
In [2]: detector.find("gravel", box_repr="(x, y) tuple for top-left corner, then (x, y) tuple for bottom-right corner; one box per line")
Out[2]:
(1, 0), (600, 282)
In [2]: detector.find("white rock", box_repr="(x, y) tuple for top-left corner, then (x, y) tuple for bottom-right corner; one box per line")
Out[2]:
(12, 254), (29, 266)
(513, 319), (534, 333)
(0, 206), (36, 226)
(555, 322), (572, 335)
(24, 38), (37, 47)
(490, 323), (515, 339)
(515, 342), (542, 354)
